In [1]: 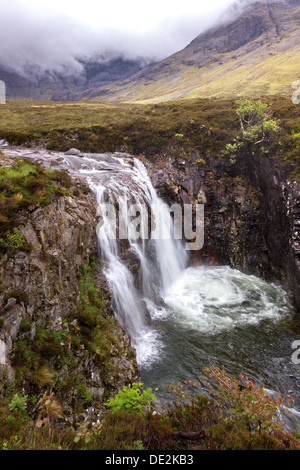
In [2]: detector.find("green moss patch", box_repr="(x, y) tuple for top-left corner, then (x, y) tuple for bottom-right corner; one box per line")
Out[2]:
(0, 158), (75, 253)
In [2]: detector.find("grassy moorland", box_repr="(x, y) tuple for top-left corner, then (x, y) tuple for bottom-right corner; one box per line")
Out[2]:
(0, 97), (299, 174)
(0, 98), (241, 155)
(0, 98), (300, 449)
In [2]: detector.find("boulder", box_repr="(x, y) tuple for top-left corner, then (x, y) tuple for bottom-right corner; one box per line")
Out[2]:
(65, 148), (83, 157)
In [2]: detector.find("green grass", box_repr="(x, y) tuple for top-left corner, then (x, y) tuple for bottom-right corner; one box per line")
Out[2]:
(0, 98), (240, 155)
(1, 367), (300, 450)
(0, 99), (242, 169)
(0, 158), (77, 252)
(0, 97), (299, 175)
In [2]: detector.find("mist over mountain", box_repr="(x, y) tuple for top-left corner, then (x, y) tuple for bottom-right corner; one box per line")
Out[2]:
(0, 0), (236, 79)
(1, 0), (298, 101)
(90, 0), (300, 102)
(0, 57), (151, 101)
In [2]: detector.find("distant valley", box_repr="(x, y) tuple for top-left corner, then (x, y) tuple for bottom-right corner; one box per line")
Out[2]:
(0, 57), (149, 101)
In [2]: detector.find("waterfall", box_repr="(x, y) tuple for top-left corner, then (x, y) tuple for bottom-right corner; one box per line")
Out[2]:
(87, 156), (187, 367)
(5, 148), (300, 431)
(18, 148), (187, 367)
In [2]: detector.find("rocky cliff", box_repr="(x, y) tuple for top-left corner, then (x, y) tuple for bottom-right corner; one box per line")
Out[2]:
(142, 149), (300, 312)
(0, 157), (138, 424)
(1, 141), (300, 426)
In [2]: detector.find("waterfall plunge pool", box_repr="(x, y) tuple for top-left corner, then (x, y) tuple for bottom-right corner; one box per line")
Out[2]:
(138, 265), (300, 431)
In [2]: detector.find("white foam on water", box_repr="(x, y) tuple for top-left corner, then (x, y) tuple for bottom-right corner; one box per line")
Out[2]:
(14, 149), (293, 370)
(164, 266), (292, 334)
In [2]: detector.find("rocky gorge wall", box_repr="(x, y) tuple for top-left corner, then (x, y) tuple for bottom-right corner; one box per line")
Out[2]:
(142, 150), (300, 313)
(0, 168), (139, 423)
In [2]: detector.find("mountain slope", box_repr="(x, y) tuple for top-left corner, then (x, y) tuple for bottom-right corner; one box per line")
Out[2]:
(90, 0), (300, 103)
(0, 57), (148, 101)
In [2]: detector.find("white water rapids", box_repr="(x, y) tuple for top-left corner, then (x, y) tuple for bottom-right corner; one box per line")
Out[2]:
(82, 155), (292, 369)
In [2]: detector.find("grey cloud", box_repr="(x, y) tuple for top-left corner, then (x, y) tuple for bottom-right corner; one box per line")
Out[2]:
(0, 0), (247, 77)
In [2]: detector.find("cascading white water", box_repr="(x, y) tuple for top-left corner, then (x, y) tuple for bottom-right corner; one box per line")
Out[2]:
(133, 159), (187, 291)
(86, 156), (187, 367)
(10, 148), (187, 367)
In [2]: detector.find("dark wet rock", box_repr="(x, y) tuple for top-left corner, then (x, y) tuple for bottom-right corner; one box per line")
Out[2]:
(0, 188), (139, 418)
(142, 151), (300, 314)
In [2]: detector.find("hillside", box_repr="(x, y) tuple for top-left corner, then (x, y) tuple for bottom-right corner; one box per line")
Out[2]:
(0, 57), (148, 101)
(2, 1), (299, 103)
(89, 0), (300, 103)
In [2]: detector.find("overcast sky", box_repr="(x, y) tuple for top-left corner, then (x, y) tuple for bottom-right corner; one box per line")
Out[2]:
(0, 0), (245, 76)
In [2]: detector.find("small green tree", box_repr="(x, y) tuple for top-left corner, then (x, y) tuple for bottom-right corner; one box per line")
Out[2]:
(223, 100), (280, 163)
(235, 99), (279, 145)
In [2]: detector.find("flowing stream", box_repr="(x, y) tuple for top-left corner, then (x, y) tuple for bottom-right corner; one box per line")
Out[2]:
(5, 148), (300, 431)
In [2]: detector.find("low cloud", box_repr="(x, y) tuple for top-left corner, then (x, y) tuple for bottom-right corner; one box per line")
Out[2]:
(0, 0), (248, 77)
